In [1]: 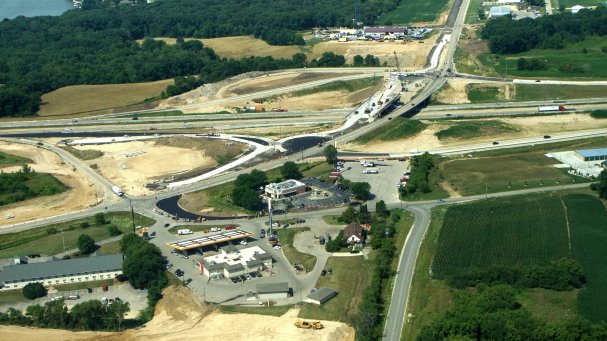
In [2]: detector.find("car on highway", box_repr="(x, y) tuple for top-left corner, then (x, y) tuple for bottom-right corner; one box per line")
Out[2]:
(492, 141), (499, 145)
(544, 135), (551, 139)
(260, 229), (266, 238)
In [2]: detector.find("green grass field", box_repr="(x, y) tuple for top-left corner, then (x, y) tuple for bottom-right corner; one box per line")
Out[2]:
(291, 76), (382, 97)
(465, 0), (487, 24)
(0, 151), (31, 166)
(558, 0), (605, 6)
(299, 254), (374, 322)
(0, 212), (155, 258)
(440, 152), (588, 196)
(402, 206), (453, 340)
(355, 118), (426, 143)
(0, 172), (66, 207)
(565, 194), (607, 323)
(432, 195), (570, 278)
(378, 0), (450, 24)
(434, 120), (520, 140)
(478, 36), (607, 78)
(513, 85), (607, 102)
(590, 110), (607, 119)
(276, 227), (317, 272)
(466, 84), (501, 103)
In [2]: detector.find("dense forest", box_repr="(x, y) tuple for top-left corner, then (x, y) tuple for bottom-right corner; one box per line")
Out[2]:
(0, 0), (398, 118)
(482, 6), (607, 54)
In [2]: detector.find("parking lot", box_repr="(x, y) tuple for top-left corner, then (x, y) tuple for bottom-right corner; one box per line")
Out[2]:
(340, 159), (408, 204)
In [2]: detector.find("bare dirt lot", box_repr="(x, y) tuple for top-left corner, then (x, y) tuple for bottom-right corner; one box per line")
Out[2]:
(224, 72), (348, 97)
(0, 286), (355, 341)
(145, 35), (434, 68)
(39, 79), (174, 117)
(344, 114), (607, 153)
(0, 141), (102, 228)
(73, 137), (246, 196)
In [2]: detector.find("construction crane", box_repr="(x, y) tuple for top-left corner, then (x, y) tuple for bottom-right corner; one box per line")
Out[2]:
(393, 51), (406, 91)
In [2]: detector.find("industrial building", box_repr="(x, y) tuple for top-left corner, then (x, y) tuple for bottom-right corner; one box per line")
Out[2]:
(257, 282), (289, 300)
(575, 148), (607, 162)
(264, 179), (307, 199)
(306, 287), (337, 305)
(489, 6), (513, 18)
(199, 246), (272, 279)
(0, 254), (123, 290)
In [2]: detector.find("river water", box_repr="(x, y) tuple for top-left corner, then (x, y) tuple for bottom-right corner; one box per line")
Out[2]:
(0, 0), (74, 20)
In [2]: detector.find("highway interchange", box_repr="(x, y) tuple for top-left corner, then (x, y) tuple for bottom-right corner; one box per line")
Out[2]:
(1, 0), (605, 338)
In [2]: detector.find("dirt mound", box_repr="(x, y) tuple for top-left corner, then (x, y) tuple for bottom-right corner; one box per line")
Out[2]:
(154, 136), (246, 161)
(0, 285), (355, 341)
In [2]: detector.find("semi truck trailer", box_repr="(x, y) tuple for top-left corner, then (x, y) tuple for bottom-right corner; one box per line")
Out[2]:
(538, 105), (566, 112)
(111, 186), (124, 196)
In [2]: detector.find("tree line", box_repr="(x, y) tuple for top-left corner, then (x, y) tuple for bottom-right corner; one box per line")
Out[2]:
(0, 297), (130, 331)
(482, 6), (607, 54)
(354, 202), (401, 340)
(418, 285), (607, 340)
(0, 0), (397, 117)
(399, 152), (438, 198)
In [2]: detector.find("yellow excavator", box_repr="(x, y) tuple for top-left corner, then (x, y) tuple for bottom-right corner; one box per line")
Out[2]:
(294, 319), (324, 330)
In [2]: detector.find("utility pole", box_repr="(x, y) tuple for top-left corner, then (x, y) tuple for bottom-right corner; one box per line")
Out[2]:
(129, 198), (136, 233)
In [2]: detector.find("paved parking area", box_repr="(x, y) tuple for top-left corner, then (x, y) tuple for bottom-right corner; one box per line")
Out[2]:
(340, 159), (408, 204)
(284, 177), (351, 209)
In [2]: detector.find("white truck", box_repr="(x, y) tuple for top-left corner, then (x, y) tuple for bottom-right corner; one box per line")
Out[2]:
(177, 229), (193, 235)
(361, 161), (375, 167)
(111, 186), (124, 196)
(538, 105), (565, 113)
(363, 168), (379, 174)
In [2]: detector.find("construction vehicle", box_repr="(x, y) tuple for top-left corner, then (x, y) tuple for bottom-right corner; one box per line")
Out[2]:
(294, 319), (324, 330)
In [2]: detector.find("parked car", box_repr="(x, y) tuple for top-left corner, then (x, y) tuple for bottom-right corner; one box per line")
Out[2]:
(184, 278), (193, 285)
(240, 240), (248, 246)
(273, 245), (282, 250)
(164, 223), (170, 228)
(260, 229), (266, 238)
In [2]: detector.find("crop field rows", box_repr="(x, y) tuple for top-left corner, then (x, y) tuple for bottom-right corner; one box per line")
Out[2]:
(432, 193), (607, 322)
(432, 195), (570, 277)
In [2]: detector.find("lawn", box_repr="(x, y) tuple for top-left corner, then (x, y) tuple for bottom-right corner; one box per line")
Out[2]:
(378, 0), (450, 24)
(355, 118), (426, 143)
(402, 206), (453, 341)
(0, 151), (31, 166)
(517, 288), (579, 324)
(565, 194), (607, 323)
(476, 36), (607, 79)
(432, 195), (570, 278)
(97, 240), (122, 255)
(299, 254), (374, 322)
(321, 215), (344, 225)
(0, 212), (155, 258)
(434, 120), (520, 140)
(38, 79), (174, 116)
(276, 227), (317, 272)
(440, 151), (589, 196)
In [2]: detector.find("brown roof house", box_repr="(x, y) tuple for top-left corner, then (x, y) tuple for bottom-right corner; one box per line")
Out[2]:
(343, 222), (364, 244)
